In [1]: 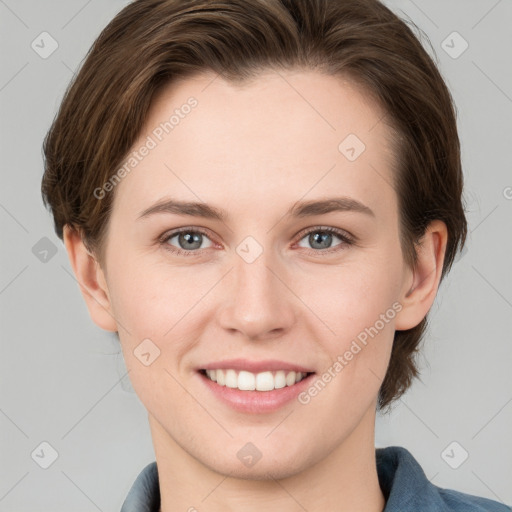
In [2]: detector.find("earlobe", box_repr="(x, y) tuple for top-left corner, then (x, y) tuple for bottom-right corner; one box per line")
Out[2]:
(63, 225), (118, 332)
(395, 220), (448, 331)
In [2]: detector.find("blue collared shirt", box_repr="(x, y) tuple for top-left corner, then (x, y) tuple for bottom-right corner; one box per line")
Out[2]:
(120, 445), (511, 511)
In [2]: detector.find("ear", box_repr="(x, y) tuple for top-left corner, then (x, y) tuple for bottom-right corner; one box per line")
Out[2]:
(63, 224), (118, 332)
(395, 220), (448, 330)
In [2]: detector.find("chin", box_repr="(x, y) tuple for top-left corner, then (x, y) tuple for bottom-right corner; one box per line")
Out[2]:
(197, 445), (315, 481)
(207, 459), (305, 481)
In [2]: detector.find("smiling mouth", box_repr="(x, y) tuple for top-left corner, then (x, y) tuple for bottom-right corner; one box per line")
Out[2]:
(199, 369), (314, 392)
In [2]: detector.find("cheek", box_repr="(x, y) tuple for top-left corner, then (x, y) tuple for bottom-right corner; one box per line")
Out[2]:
(108, 258), (200, 410)
(297, 249), (402, 403)
(107, 251), (209, 336)
(107, 255), (219, 397)
(300, 258), (402, 345)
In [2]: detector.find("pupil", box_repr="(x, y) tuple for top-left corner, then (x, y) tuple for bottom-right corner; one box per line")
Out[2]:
(181, 232), (201, 249)
(311, 232), (331, 249)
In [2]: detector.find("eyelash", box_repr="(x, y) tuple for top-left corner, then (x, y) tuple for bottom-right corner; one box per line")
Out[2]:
(158, 226), (355, 258)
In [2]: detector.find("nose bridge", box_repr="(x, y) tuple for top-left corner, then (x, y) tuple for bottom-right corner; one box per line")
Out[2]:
(218, 237), (295, 339)
(236, 245), (276, 297)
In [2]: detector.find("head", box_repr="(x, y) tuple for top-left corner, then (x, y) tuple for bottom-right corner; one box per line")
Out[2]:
(42, 0), (466, 479)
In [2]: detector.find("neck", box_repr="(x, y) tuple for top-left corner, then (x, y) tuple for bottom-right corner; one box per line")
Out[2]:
(150, 405), (386, 512)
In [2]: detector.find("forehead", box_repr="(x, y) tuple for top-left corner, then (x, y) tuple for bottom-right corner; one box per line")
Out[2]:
(112, 69), (398, 220)
(148, 69), (390, 151)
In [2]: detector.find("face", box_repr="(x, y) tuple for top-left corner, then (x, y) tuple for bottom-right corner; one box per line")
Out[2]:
(96, 70), (413, 479)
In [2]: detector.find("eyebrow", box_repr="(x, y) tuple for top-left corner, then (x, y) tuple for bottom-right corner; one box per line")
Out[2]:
(137, 196), (375, 221)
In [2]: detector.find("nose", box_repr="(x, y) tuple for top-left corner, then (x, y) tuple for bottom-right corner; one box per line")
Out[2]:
(216, 246), (297, 341)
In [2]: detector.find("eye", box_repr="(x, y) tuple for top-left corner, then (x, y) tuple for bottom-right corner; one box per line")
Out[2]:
(160, 228), (214, 256)
(159, 225), (355, 257)
(295, 226), (354, 255)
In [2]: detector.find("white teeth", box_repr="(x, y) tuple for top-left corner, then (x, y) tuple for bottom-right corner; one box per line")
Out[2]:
(285, 371), (296, 386)
(225, 369), (238, 388)
(274, 370), (286, 389)
(238, 371), (256, 390)
(216, 369), (226, 386)
(204, 369), (309, 391)
(255, 371), (274, 391)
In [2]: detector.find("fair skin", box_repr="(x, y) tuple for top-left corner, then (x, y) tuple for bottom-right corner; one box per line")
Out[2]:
(64, 70), (447, 512)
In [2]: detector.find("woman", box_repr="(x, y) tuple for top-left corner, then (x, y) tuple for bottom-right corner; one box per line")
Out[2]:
(40, 0), (510, 510)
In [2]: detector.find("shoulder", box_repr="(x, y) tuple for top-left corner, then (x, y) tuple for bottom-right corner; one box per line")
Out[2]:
(120, 461), (160, 512)
(376, 446), (511, 512)
(437, 486), (512, 512)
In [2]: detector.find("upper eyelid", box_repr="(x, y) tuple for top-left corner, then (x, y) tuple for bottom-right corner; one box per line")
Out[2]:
(160, 226), (215, 243)
(295, 225), (353, 241)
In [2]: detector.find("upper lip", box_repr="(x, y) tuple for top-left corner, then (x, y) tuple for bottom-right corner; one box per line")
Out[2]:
(200, 358), (314, 374)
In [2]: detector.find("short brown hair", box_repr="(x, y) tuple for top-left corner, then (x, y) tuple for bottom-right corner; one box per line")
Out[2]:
(41, 0), (467, 412)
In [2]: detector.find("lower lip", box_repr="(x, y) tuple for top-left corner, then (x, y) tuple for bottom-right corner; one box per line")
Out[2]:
(198, 371), (315, 414)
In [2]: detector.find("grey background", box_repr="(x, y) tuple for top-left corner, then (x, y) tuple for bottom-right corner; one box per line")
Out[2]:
(1, 0), (511, 510)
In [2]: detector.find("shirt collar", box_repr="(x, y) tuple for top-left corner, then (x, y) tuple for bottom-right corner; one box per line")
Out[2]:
(376, 445), (445, 510)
